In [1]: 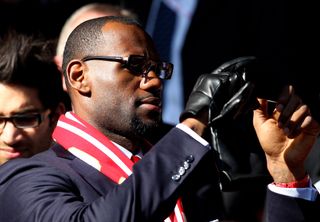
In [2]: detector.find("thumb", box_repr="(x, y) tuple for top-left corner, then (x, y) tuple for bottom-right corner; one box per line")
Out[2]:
(253, 99), (269, 127)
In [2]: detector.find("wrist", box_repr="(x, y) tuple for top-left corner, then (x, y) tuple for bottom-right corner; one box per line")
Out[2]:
(267, 159), (306, 183)
(273, 174), (310, 188)
(181, 118), (207, 136)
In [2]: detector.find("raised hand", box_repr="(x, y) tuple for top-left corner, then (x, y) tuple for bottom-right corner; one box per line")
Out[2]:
(253, 85), (320, 183)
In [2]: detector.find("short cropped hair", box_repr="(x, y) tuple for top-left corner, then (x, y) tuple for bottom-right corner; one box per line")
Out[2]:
(62, 16), (143, 77)
(0, 31), (65, 111)
(56, 3), (137, 58)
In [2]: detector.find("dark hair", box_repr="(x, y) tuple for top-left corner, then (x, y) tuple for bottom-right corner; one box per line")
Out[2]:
(62, 16), (143, 77)
(0, 31), (65, 111)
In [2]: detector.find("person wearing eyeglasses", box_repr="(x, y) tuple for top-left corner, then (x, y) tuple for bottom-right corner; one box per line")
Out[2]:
(0, 31), (66, 165)
(54, 3), (172, 145)
(0, 16), (318, 222)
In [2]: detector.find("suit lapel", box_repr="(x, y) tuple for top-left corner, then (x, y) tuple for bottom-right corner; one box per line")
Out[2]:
(52, 145), (116, 196)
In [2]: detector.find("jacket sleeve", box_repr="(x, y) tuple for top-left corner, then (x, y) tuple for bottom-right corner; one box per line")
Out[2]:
(265, 188), (320, 222)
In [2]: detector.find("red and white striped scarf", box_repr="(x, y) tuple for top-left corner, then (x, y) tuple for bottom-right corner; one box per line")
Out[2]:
(52, 112), (185, 222)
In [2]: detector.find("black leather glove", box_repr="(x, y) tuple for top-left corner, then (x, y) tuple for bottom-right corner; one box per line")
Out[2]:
(183, 56), (272, 191)
(180, 56), (258, 125)
(179, 72), (232, 122)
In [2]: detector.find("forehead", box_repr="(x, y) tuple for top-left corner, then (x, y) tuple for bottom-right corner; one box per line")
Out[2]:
(0, 84), (42, 114)
(99, 22), (158, 57)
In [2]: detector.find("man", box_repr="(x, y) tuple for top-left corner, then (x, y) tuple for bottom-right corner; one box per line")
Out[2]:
(0, 32), (66, 165)
(53, 3), (170, 144)
(0, 16), (318, 222)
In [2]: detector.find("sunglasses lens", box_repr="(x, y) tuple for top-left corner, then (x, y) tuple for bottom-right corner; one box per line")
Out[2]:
(127, 56), (147, 74)
(127, 56), (173, 80)
(13, 115), (40, 128)
(156, 62), (173, 79)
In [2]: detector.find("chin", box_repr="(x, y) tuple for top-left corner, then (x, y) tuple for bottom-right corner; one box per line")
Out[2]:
(131, 116), (160, 136)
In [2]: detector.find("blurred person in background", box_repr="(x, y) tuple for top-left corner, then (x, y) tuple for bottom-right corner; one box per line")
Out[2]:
(0, 31), (66, 165)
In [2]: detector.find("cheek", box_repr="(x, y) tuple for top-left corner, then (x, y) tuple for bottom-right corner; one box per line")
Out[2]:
(90, 70), (141, 119)
(27, 124), (53, 152)
(27, 116), (52, 135)
(93, 75), (139, 106)
(98, 86), (135, 113)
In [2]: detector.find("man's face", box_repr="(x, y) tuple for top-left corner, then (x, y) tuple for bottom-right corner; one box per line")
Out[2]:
(79, 22), (164, 138)
(0, 84), (54, 164)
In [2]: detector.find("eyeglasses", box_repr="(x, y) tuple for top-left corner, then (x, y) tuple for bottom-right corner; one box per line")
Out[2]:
(81, 55), (173, 80)
(0, 112), (46, 132)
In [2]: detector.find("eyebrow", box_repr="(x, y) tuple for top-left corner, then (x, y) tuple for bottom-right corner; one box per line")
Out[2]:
(0, 107), (44, 117)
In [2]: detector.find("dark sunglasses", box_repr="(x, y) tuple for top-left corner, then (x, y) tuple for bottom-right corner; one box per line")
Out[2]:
(81, 55), (173, 80)
(0, 112), (47, 132)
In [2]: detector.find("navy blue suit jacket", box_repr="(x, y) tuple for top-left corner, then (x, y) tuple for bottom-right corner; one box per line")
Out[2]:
(0, 127), (224, 222)
(264, 189), (320, 222)
(1, 127), (318, 221)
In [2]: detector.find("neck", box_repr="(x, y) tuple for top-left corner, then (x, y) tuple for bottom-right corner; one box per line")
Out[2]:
(67, 111), (152, 154)
(103, 130), (152, 154)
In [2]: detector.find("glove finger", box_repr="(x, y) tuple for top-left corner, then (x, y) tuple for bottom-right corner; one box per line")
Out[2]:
(209, 82), (258, 125)
(211, 56), (256, 75)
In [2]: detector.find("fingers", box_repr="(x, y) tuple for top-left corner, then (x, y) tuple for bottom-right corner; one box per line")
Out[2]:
(281, 104), (310, 138)
(276, 85), (302, 127)
(252, 98), (269, 128)
(274, 85), (319, 138)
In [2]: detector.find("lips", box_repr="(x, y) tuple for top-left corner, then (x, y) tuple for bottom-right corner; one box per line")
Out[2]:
(0, 147), (15, 153)
(0, 146), (28, 153)
(0, 147), (23, 159)
(138, 96), (162, 111)
(140, 97), (161, 107)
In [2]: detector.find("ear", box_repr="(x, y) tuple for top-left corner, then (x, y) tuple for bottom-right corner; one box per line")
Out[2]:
(66, 60), (91, 94)
(48, 102), (66, 127)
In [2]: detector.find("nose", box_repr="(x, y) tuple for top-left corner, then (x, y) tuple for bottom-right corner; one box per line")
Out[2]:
(0, 121), (23, 146)
(139, 69), (162, 90)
